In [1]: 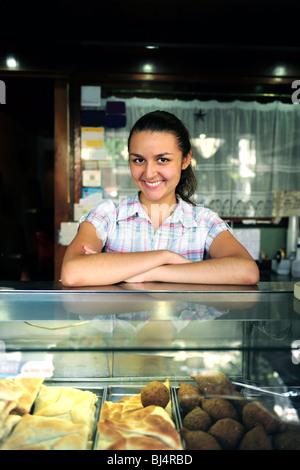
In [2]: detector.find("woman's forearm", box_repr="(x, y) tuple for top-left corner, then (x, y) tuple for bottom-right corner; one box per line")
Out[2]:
(128, 256), (260, 285)
(61, 249), (186, 287)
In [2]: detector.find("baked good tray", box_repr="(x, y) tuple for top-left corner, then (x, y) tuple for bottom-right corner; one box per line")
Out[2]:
(3, 378), (300, 450)
(43, 379), (300, 450)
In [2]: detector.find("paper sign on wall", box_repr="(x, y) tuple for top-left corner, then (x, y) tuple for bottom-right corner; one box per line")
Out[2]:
(81, 148), (107, 160)
(81, 127), (104, 147)
(81, 86), (101, 107)
(82, 170), (101, 187)
(233, 228), (261, 260)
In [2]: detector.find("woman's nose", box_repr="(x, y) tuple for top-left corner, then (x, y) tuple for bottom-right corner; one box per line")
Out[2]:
(143, 162), (157, 179)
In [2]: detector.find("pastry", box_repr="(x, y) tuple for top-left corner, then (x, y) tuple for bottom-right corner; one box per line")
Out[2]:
(33, 385), (97, 438)
(0, 379), (23, 402)
(97, 379), (181, 450)
(100, 379), (172, 422)
(121, 404), (175, 426)
(97, 405), (182, 450)
(0, 414), (22, 443)
(0, 400), (22, 443)
(1, 414), (90, 450)
(100, 395), (143, 422)
(0, 399), (18, 424)
(0, 377), (44, 444)
(104, 435), (175, 450)
(10, 377), (44, 414)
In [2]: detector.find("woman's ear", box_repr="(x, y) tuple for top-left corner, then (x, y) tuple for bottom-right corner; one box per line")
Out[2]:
(182, 150), (192, 170)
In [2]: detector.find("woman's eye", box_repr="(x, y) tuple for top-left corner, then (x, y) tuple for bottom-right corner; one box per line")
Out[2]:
(133, 158), (144, 164)
(158, 157), (169, 163)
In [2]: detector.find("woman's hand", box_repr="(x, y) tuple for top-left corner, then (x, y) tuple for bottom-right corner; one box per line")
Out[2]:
(167, 252), (193, 265)
(83, 245), (98, 255)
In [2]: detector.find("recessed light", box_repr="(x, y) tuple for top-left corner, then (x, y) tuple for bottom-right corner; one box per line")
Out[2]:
(6, 56), (18, 68)
(143, 63), (153, 73)
(274, 65), (286, 76)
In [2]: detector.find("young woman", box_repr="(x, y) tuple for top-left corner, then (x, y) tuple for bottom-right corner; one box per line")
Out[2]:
(61, 110), (259, 286)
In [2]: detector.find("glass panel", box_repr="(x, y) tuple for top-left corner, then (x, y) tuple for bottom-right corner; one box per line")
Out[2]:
(0, 289), (299, 352)
(0, 285), (299, 386)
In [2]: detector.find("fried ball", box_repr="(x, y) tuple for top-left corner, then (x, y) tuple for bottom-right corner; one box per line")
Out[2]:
(180, 428), (221, 450)
(238, 425), (272, 450)
(273, 427), (300, 450)
(182, 406), (211, 431)
(202, 398), (238, 422)
(191, 370), (234, 397)
(178, 381), (202, 412)
(242, 401), (280, 434)
(229, 390), (248, 418)
(209, 418), (245, 449)
(141, 381), (169, 408)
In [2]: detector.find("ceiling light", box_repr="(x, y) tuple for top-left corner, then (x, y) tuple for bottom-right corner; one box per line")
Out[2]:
(193, 137), (224, 159)
(6, 56), (18, 69)
(143, 63), (153, 73)
(274, 65), (286, 76)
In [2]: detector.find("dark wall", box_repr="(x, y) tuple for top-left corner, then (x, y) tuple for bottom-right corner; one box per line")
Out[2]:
(0, 77), (55, 280)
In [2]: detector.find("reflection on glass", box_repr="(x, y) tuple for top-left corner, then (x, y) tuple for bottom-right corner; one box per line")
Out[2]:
(192, 135), (224, 159)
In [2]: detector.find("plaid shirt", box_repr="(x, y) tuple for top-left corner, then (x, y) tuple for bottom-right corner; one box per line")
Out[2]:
(80, 192), (230, 261)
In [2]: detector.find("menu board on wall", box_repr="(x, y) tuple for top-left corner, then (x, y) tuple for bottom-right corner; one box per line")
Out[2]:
(272, 191), (300, 216)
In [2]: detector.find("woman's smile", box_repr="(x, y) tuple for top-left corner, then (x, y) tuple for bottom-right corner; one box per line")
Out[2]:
(142, 179), (165, 189)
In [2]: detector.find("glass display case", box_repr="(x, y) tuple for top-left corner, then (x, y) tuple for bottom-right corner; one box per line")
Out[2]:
(1, 281), (300, 450)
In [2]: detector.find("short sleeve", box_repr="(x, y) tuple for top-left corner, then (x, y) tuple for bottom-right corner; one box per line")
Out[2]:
(79, 199), (116, 246)
(202, 208), (232, 253)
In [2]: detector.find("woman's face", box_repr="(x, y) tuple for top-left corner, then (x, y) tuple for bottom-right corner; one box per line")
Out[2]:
(129, 131), (191, 207)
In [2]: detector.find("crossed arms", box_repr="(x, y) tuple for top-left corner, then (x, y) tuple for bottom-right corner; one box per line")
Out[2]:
(60, 221), (260, 287)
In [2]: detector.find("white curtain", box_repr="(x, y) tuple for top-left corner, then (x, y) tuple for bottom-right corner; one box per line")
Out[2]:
(103, 97), (300, 217)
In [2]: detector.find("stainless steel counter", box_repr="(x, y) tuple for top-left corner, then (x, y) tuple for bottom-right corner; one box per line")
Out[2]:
(0, 280), (296, 292)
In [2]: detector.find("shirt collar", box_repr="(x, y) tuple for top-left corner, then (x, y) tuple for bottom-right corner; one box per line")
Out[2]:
(117, 192), (148, 221)
(117, 192), (197, 227)
(170, 196), (198, 228)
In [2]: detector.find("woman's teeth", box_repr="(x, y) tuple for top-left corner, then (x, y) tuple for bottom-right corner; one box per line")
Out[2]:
(145, 181), (162, 187)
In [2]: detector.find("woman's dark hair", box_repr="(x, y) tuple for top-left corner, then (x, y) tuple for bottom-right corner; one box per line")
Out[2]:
(128, 110), (197, 205)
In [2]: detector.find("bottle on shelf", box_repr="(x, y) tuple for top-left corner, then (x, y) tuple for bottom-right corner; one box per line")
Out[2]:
(286, 215), (299, 259)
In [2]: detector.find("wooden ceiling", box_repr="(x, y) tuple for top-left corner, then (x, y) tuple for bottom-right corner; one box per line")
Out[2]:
(1, 1), (300, 102)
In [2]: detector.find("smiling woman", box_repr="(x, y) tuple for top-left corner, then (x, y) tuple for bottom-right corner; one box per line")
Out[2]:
(128, 110), (197, 207)
(128, 131), (191, 230)
(60, 110), (259, 287)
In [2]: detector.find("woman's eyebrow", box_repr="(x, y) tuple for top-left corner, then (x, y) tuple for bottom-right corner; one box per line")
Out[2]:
(129, 152), (173, 158)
